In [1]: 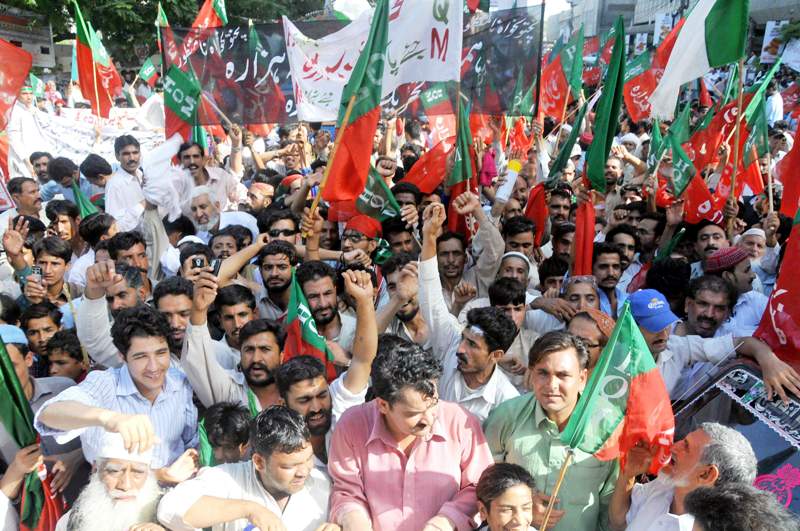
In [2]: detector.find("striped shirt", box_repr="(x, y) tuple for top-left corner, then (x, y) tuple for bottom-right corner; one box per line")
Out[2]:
(34, 365), (198, 468)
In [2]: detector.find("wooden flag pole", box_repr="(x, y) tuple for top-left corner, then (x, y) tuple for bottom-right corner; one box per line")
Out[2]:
(91, 55), (102, 118)
(726, 58), (746, 239)
(305, 93), (358, 226)
(552, 87), (572, 156)
(767, 152), (774, 214)
(200, 92), (233, 127)
(540, 449), (574, 530)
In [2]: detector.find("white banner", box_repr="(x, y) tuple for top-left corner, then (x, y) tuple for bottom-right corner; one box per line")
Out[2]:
(760, 20), (789, 64)
(634, 33), (648, 55)
(784, 39), (800, 73)
(653, 13), (672, 46)
(284, 0), (463, 122)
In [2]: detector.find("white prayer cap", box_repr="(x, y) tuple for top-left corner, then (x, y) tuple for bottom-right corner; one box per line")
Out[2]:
(177, 235), (205, 247)
(740, 228), (766, 240)
(95, 432), (153, 465)
(620, 133), (641, 147)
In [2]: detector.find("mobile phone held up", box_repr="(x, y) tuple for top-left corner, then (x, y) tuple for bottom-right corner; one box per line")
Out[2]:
(31, 266), (43, 284)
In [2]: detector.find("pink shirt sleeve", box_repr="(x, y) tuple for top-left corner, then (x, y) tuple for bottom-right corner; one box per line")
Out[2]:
(437, 412), (495, 530)
(328, 409), (372, 524)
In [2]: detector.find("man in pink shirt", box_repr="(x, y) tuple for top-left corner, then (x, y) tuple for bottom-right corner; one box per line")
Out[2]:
(328, 336), (494, 531)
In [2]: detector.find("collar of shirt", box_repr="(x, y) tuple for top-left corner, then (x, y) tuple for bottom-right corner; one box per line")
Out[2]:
(365, 401), (448, 449)
(30, 376), (70, 405)
(532, 399), (562, 434)
(453, 364), (504, 405)
(116, 364), (182, 401)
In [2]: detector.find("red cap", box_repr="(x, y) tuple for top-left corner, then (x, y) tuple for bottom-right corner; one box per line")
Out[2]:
(280, 174), (302, 188)
(580, 131), (594, 144)
(345, 215), (382, 239)
(704, 247), (749, 273)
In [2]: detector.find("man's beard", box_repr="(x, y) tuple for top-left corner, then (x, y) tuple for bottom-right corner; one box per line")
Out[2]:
(243, 362), (277, 388)
(67, 473), (161, 531)
(194, 212), (220, 233)
(396, 305), (419, 323)
(312, 306), (337, 326)
(305, 408), (333, 437)
(266, 277), (291, 294)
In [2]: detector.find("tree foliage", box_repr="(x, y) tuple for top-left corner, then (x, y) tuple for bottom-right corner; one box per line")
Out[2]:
(5, 0), (323, 66)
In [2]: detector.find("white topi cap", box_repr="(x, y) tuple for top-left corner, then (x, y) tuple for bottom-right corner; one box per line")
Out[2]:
(95, 432), (153, 465)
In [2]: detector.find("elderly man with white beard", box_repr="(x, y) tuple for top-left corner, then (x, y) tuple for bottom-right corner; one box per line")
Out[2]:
(188, 186), (259, 245)
(608, 422), (757, 531)
(56, 432), (164, 531)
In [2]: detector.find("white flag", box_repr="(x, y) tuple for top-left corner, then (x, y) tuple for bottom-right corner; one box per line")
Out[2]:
(285, 0), (463, 122)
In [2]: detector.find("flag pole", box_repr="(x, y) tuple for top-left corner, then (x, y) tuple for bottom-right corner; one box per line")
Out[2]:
(553, 87), (572, 156)
(726, 57), (745, 238)
(766, 152), (774, 213)
(91, 52), (101, 117)
(305, 93), (358, 229)
(540, 450), (574, 530)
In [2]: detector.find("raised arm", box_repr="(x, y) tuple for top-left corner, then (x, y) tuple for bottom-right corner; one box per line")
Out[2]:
(218, 232), (268, 287)
(341, 269), (378, 394)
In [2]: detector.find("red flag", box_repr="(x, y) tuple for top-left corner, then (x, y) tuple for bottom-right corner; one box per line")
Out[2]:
(572, 201), (595, 276)
(0, 133), (9, 181)
(523, 183), (548, 246)
(540, 56), (571, 120)
(683, 173), (725, 225)
(19, 474), (66, 531)
(755, 209), (800, 371)
(509, 117), (533, 154)
(777, 128), (800, 218)
(192, 0), (227, 28)
(698, 78), (713, 108)
(782, 83), (800, 117)
(0, 39), (32, 131)
(73, 3), (123, 118)
(401, 138), (455, 194)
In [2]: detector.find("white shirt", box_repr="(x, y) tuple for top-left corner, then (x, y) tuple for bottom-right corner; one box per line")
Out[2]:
(716, 290), (768, 338)
(766, 92), (784, 127)
(619, 259), (643, 294)
(418, 256), (519, 423)
(66, 248), (95, 288)
(157, 461), (330, 531)
(625, 476), (695, 531)
(7, 101), (50, 178)
(659, 334), (736, 399)
(105, 167), (145, 232)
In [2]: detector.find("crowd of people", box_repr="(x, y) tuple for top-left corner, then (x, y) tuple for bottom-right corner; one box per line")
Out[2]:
(0, 55), (799, 531)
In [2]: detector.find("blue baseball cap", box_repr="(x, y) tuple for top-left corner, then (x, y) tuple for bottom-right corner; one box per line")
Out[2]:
(0, 325), (28, 347)
(629, 289), (679, 334)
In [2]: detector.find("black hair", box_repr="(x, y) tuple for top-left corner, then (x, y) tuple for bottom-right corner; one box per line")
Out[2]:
(257, 208), (299, 235)
(219, 224), (251, 248)
(110, 305), (171, 357)
(179, 242), (213, 270)
(381, 251), (415, 277)
(640, 211), (667, 239)
(488, 277), (527, 307)
(162, 215), (197, 238)
(552, 221), (576, 243)
(502, 216), (536, 239)
(115, 261), (144, 289)
(276, 355), (326, 399)
(239, 319), (286, 350)
(79, 154), (112, 181)
(108, 231), (146, 259)
(310, 158), (326, 172)
(204, 401), (252, 448)
(33, 236), (72, 264)
(685, 483), (800, 531)
(466, 306), (518, 353)
(0, 294), (21, 326)
(592, 241), (624, 264)
(688, 275), (737, 311)
(7, 177), (35, 196)
(46, 329), (82, 362)
(623, 200), (647, 215)
(153, 276), (194, 307)
(391, 182), (422, 205)
(249, 405), (310, 459)
(382, 217), (414, 241)
(47, 157), (78, 183)
(436, 231), (466, 251)
(20, 302), (63, 331)
(296, 260), (336, 288)
(178, 141), (205, 158)
(78, 213), (116, 248)
(15, 215), (46, 237)
(538, 256), (569, 282)
(114, 134), (140, 155)
(215, 284), (256, 311)
(371, 335), (442, 405)
(549, 187), (573, 203)
(605, 223), (641, 252)
(528, 330), (589, 369)
(645, 258), (691, 304)
(258, 240), (299, 267)
(45, 199), (79, 221)
(477, 463), (537, 509)
(29, 151), (51, 164)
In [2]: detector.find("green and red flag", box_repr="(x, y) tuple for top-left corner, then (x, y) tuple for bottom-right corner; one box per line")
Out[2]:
(138, 57), (159, 87)
(156, 2), (180, 66)
(548, 100), (589, 182)
(321, 0), (388, 203)
(328, 166), (402, 223)
(755, 208), (800, 371)
(684, 106), (720, 172)
(192, 0), (228, 28)
(1, 338), (66, 530)
(539, 26), (584, 120)
(665, 133), (696, 198)
(447, 98), (479, 238)
(586, 16), (626, 193)
(561, 302), (675, 474)
(71, 182), (99, 218)
(284, 269), (338, 382)
(28, 73), (44, 99)
(162, 65), (202, 142)
(73, 1), (123, 118)
(0, 39), (32, 131)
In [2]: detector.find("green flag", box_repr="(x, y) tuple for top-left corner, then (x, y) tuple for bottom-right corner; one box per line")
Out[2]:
(448, 98), (474, 187)
(743, 96), (769, 168)
(356, 167), (402, 222)
(669, 102), (692, 145)
(647, 119), (664, 175)
(28, 73), (45, 98)
(71, 182), (99, 218)
(722, 62), (738, 106)
(666, 133), (696, 198)
(138, 57), (158, 86)
(548, 101), (589, 182)
(744, 57), (783, 124)
(586, 16), (626, 193)
(562, 25), (585, 97)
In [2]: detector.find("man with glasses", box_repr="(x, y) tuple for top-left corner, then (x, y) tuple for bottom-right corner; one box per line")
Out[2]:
(340, 215), (382, 267)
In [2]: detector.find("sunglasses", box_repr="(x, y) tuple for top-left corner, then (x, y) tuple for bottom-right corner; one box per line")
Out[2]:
(268, 229), (297, 238)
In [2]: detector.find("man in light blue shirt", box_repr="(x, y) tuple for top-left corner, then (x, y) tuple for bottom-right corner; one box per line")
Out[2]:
(593, 242), (627, 319)
(34, 303), (198, 478)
